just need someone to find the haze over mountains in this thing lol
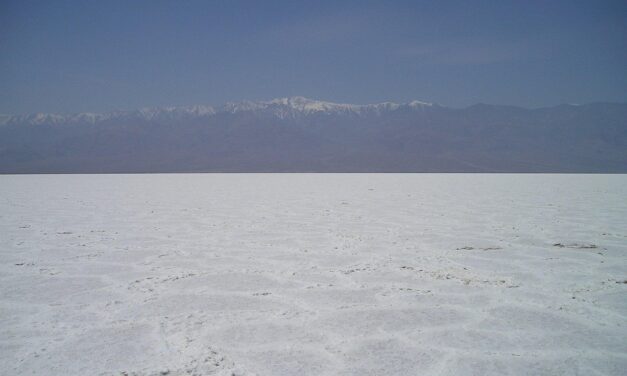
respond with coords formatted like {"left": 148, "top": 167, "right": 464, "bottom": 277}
{"left": 1, "top": 97, "right": 626, "bottom": 173}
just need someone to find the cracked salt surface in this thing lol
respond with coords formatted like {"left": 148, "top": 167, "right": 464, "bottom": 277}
{"left": 1, "top": 173, "right": 626, "bottom": 375}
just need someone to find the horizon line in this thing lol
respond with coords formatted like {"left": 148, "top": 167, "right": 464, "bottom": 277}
{"left": 3, "top": 96, "right": 627, "bottom": 118}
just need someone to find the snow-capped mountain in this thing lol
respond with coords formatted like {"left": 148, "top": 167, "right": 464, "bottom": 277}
{"left": 0, "top": 97, "right": 435, "bottom": 126}
{"left": 221, "top": 97, "right": 433, "bottom": 118}
{"left": 0, "top": 98, "right": 625, "bottom": 173}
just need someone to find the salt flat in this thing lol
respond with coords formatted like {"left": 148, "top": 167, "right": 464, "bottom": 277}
{"left": 1, "top": 174, "right": 626, "bottom": 375}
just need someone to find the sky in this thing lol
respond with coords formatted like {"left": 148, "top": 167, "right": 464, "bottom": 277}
{"left": 1, "top": 0, "right": 626, "bottom": 114}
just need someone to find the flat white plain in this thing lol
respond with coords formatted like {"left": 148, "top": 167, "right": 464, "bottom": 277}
{"left": 1, "top": 174, "right": 626, "bottom": 375}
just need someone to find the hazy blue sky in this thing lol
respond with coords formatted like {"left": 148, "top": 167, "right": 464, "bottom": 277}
{"left": 1, "top": 0, "right": 626, "bottom": 114}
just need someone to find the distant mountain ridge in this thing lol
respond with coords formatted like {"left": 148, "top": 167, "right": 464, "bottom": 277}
{"left": 0, "top": 97, "right": 435, "bottom": 125}
{"left": 1, "top": 97, "right": 626, "bottom": 173}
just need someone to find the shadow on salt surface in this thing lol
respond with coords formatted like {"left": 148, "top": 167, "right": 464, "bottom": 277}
{"left": 122, "top": 294, "right": 285, "bottom": 317}
{"left": 439, "top": 354, "right": 627, "bottom": 376}
{"left": 270, "top": 253, "right": 363, "bottom": 268}
{"left": 340, "top": 338, "right": 440, "bottom": 376}
{"left": 59, "top": 262, "right": 136, "bottom": 276}
{"left": 210, "top": 322, "right": 326, "bottom": 347}
{"left": 170, "top": 273, "right": 295, "bottom": 293}
{"left": 238, "top": 348, "right": 333, "bottom": 376}
{"left": 288, "top": 288, "right": 381, "bottom": 308}
{"left": 17, "top": 323, "right": 159, "bottom": 375}
{"left": 477, "top": 306, "right": 593, "bottom": 332}
{"left": 0, "top": 275, "right": 106, "bottom": 304}
{"left": 593, "top": 290, "right": 627, "bottom": 313}
{"left": 418, "top": 325, "right": 625, "bottom": 354}
{"left": 312, "top": 307, "right": 470, "bottom": 336}
{"left": 21, "top": 323, "right": 253, "bottom": 376}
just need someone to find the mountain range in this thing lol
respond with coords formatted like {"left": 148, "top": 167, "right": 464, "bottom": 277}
{"left": 1, "top": 97, "right": 626, "bottom": 173}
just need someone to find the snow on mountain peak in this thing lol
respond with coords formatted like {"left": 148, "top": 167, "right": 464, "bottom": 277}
{"left": 408, "top": 100, "right": 433, "bottom": 107}
{"left": 236, "top": 96, "right": 434, "bottom": 117}
{"left": 1, "top": 97, "right": 436, "bottom": 125}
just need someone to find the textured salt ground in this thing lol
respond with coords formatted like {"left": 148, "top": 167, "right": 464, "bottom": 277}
{"left": 0, "top": 174, "right": 626, "bottom": 376}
